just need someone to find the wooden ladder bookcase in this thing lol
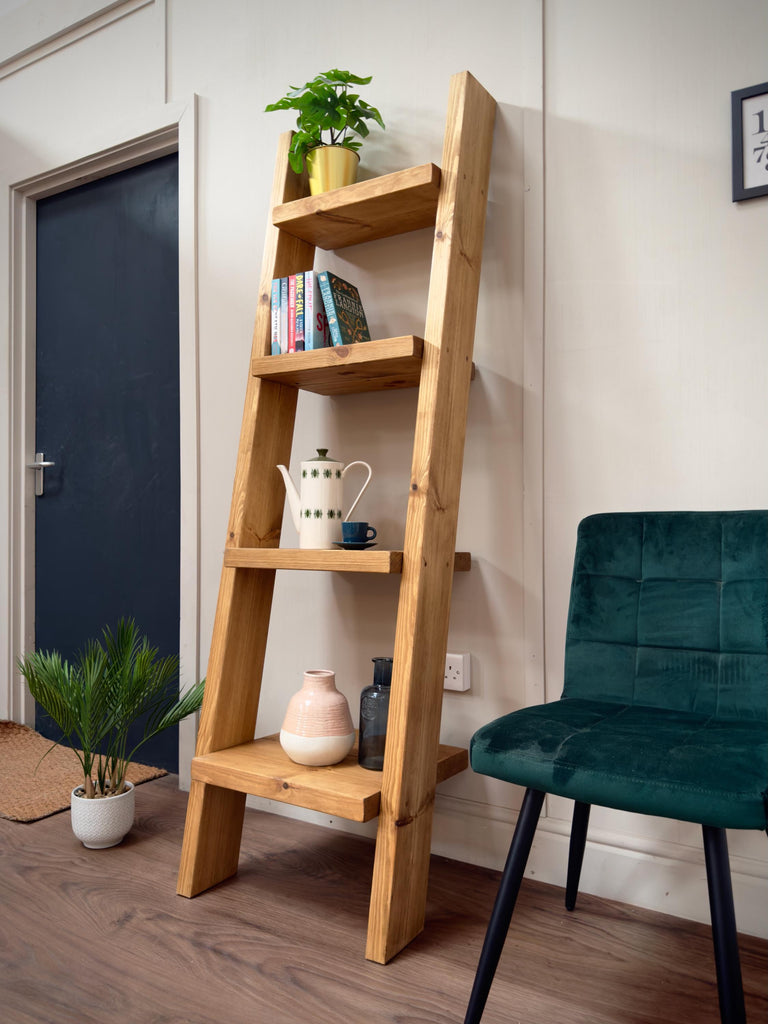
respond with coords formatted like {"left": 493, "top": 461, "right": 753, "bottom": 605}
{"left": 177, "top": 71, "right": 496, "bottom": 964}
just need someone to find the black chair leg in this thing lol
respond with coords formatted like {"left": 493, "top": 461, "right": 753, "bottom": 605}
{"left": 565, "top": 801, "right": 591, "bottom": 911}
{"left": 464, "top": 788, "right": 545, "bottom": 1024}
{"left": 702, "top": 825, "right": 746, "bottom": 1024}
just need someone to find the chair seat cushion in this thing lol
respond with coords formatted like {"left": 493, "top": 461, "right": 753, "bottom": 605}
{"left": 470, "top": 698, "right": 768, "bottom": 830}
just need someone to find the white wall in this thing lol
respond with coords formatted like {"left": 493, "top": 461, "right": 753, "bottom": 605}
{"left": 0, "top": 0, "right": 765, "bottom": 938}
{"left": 542, "top": 0, "right": 768, "bottom": 934}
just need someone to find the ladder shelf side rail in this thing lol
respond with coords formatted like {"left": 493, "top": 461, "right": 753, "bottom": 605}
{"left": 177, "top": 131, "right": 315, "bottom": 898}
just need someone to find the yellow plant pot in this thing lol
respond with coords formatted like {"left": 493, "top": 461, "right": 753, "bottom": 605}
{"left": 305, "top": 146, "right": 359, "bottom": 195}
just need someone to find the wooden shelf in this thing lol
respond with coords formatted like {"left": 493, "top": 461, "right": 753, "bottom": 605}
{"left": 252, "top": 336, "right": 424, "bottom": 395}
{"left": 190, "top": 734, "right": 468, "bottom": 823}
{"left": 178, "top": 73, "right": 496, "bottom": 965}
{"left": 223, "top": 548, "right": 472, "bottom": 573}
{"left": 272, "top": 163, "right": 441, "bottom": 250}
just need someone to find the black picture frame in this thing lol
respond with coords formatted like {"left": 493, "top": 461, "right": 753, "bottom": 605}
{"left": 732, "top": 82, "right": 768, "bottom": 201}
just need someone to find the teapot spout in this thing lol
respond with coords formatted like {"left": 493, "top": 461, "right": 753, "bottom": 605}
{"left": 277, "top": 465, "right": 301, "bottom": 533}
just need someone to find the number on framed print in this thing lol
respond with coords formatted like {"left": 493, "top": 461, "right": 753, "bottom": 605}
{"left": 732, "top": 82, "right": 768, "bottom": 201}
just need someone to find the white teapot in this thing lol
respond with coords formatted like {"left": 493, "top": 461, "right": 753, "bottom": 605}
{"left": 277, "top": 449, "right": 372, "bottom": 549}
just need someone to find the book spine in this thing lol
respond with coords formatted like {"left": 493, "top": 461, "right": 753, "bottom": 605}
{"left": 294, "top": 272, "right": 305, "bottom": 351}
{"left": 270, "top": 279, "right": 280, "bottom": 355}
{"left": 304, "top": 272, "right": 315, "bottom": 349}
{"left": 279, "top": 277, "right": 288, "bottom": 353}
{"left": 287, "top": 275, "right": 297, "bottom": 352}
{"left": 318, "top": 271, "right": 343, "bottom": 347}
{"left": 305, "top": 272, "right": 328, "bottom": 349}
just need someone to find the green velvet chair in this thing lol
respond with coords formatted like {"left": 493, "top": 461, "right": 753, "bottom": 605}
{"left": 465, "top": 511, "right": 768, "bottom": 1024}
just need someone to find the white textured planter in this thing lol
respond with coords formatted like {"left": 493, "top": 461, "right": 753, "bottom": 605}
{"left": 70, "top": 782, "right": 135, "bottom": 849}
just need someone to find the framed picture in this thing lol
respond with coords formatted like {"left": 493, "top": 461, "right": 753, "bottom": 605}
{"left": 732, "top": 82, "right": 768, "bottom": 201}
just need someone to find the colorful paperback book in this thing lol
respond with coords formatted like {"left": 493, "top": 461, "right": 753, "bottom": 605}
{"left": 304, "top": 271, "right": 329, "bottom": 349}
{"left": 270, "top": 279, "right": 280, "bottom": 355}
{"left": 279, "top": 277, "right": 289, "bottom": 353}
{"left": 294, "top": 271, "right": 305, "bottom": 351}
{"left": 287, "top": 275, "right": 297, "bottom": 352}
{"left": 317, "top": 271, "right": 371, "bottom": 347}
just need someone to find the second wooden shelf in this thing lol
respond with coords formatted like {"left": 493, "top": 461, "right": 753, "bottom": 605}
{"left": 252, "top": 335, "right": 424, "bottom": 395}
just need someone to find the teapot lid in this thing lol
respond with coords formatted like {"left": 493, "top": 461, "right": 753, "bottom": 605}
{"left": 309, "top": 448, "right": 335, "bottom": 462}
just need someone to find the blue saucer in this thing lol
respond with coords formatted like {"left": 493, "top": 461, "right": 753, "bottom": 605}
{"left": 333, "top": 541, "right": 377, "bottom": 550}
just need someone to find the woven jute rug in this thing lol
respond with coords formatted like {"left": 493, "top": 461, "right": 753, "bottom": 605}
{"left": 0, "top": 720, "right": 167, "bottom": 823}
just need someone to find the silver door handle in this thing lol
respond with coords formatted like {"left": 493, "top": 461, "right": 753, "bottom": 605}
{"left": 27, "top": 452, "right": 55, "bottom": 496}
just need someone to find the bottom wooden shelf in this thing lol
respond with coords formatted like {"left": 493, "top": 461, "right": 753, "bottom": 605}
{"left": 190, "top": 734, "right": 468, "bottom": 823}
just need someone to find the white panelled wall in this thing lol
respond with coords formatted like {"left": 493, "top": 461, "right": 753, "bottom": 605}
{"left": 0, "top": 0, "right": 765, "bottom": 938}
{"left": 542, "top": 0, "right": 768, "bottom": 937}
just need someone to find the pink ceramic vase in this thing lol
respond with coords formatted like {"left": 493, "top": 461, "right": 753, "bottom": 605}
{"left": 279, "top": 669, "right": 355, "bottom": 766}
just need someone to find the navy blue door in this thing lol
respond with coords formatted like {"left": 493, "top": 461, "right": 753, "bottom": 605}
{"left": 34, "top": 154, "right": 180, "bottom": 772}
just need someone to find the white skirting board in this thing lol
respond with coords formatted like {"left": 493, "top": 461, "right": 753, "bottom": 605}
{"left": 430, "top": 795, "right": 768, "bottom": 940}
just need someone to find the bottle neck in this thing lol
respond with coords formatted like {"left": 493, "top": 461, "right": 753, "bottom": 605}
{"left": 303, "top": 670, "right": 335, "bottom": 691}
{"left": 371, "top": 657, "right": 393, "bottom": 687}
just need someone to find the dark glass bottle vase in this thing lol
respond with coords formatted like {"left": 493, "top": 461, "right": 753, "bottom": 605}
{"left": 358, "top": 657, "right": 393, "bottom": 771}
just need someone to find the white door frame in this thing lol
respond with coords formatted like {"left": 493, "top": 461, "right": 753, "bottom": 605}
{"left": 5, "top": 97, "right": 200, "bottom": 784}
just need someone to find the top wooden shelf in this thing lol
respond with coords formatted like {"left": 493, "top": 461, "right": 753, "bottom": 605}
{"left": 272, "top": 163, "right": 441, "bottom": 250}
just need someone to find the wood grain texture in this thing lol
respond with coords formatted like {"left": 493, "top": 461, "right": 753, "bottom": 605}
{"left": 222, "top": 548, "right": 472, "bottom": 573}
{"left": 177, "top": 131, "right": 314, "bottom": 897}
{"left": 228, "top": 130, "right": 315, "bottom": 548}
{"left": 367, "top": 71, "right": 497, "bottom": 963}
{"left": 3, "top": 776, "right": 766, "bottom": 1024}
{"left": 190, "top": 735, "right": 467, "bottom": 822}
{"left": 176, "top": 780, "right": 245, "bottom": 896}
{"left": 224, "top": 547, "right": 403, "bottom": 573}
{"left": 251, "top": 335, "right": 425, "bottom": 394}
{"left": 181, "top": 76, "right": 489, "bottom": 961}
{"left": 272, "top": 163, "right": 441, "bottom": 249}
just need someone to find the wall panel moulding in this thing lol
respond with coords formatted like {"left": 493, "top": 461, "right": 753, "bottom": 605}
{"left": 0, "top": 0, "right": 154, "bottom": 81}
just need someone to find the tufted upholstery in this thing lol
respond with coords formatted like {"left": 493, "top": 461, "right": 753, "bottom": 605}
{"left": 471, "top": 511, "right": 768, "bottom": 830}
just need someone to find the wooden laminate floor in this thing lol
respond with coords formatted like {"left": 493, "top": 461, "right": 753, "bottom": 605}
{"left": 1, "top": 775, "right": 765, "bottom": 1024}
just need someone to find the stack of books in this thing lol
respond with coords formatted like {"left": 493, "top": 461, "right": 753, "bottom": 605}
{"left": 270, "top": 270, "right": 371, "bottom": 353}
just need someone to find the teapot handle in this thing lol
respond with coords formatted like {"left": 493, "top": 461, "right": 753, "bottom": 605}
{"left": 342, "top": 461, "right": 373, "bottom": 522}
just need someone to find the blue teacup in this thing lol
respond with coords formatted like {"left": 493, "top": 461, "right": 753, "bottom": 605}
{"left": 342, "top": 521, "right": 377, "bottom": 544}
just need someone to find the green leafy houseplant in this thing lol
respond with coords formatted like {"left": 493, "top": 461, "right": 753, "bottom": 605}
{"left": 265, "top": 68, "right": 385, "bottom": 175}
{"left": 19, "top": 619, "right": 205, "bottom": 799}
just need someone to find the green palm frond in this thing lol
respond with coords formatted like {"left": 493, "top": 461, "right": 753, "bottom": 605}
{"left": 19, "top": 618, "right": 205, "bottom": 798}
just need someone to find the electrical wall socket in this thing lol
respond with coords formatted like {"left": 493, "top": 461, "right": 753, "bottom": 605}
{"left": 444, "top": 651, "right": 471, "bottom": 691}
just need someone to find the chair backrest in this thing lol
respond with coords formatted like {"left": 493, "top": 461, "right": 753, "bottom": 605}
{"left": 563, "top": 511, "right": 768, "bottom": 721}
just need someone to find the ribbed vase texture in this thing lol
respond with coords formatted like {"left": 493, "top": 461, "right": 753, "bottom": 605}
{"left": 280, "top": 670, "right": 355, "bottom": 766}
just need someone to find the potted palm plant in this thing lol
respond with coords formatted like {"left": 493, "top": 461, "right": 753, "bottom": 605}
{"left": 265, "top": 68, "right": 385, "bottom": 194}
{"left": 19, "top": 619, "right": 205, "bottom": 848}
